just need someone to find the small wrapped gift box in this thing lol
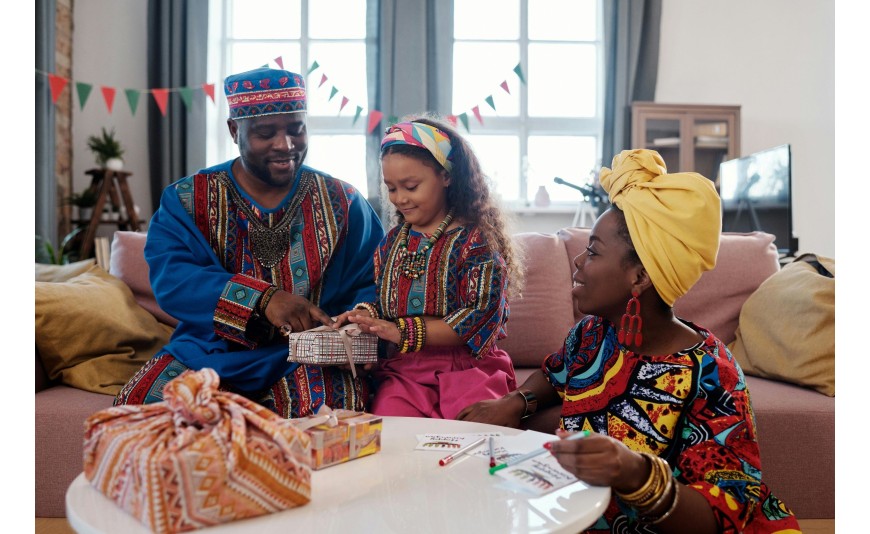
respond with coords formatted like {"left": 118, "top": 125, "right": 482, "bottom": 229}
{"left": 292, "top": 408, "right": 383, "bottom": 470}
{"left": 287, "top": 325, "right": 378, "bottom": 377}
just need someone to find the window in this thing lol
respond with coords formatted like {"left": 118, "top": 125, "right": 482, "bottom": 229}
{"left": 452, "top": 0, "right": 604, "bottom": 207}
{"left": 207, "top": 0, "right": 370, "bottom": 196}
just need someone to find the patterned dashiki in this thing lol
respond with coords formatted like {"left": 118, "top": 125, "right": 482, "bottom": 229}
{"left": 362, "top": 224, "right": 517, "bottom": 419}
{"left": 114, "top": 159, "right": 385, "bottom": 418}
{"left": 543, "top": 315, "right": 801, "bottom": 533}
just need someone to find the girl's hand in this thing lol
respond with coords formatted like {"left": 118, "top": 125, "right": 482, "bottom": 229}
{"left": 332, "top": 310, "right": 355, "bottom": 328}
{"left": 547, "top": 430, "right": 649, "bottom": 492}
{"left": 347, "top": 313, "right": 401, "bottom": 344}
{"left": 455, "top": 395, "right": 525, "bottom": 428}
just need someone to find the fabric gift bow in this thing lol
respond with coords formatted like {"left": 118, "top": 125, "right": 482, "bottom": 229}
{"left": 289, "top": 324, "right": 367, "bottom": 378}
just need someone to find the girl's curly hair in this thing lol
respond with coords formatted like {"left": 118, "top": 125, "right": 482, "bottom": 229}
{"left": 380, "top": 113, "right": 525, "bottom": 297}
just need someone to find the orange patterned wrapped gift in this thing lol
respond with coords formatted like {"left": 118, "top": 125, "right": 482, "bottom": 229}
{"left": 83, "top": 368, "right": 312, "bottom": 534}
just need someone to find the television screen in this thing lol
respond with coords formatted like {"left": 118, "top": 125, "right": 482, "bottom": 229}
{"left": 719, "top": 144, "right": 795, "bottom": 255}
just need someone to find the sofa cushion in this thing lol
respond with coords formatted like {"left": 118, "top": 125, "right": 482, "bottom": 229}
{"left": 35, "top": 258, "right": 96, "bottom": 282}
{"left": 673, "top": 232, "right": 780, "bottom": 344}
{"left": 499, "top": 232, "right": 576, "bottom": 368}
{"left": 730, "top": 254, "right": 835, "bottom": 396}
{"left": 109, "top": 231, "right": 178, "bottom": 327}
{"left": 35, "top": 264, "right": 174, "bottom": 395}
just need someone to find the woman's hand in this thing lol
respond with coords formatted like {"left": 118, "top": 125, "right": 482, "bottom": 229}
{"left": 265, "top": 291, "right": 335, "bottom": 332}
{"left": 347, "top": 313, "right": 401, "bottom": 344}
{"left": 332, "top": 310, "right": 355, "bottom": 328}
{"left": 455, "top": 394, "right": 525, "bottom": 428}
{"left": 547, "top": 429, "right": 649, "bottom": 492}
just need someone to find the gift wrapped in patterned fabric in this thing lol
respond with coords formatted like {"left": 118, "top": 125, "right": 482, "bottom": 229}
{"left": 287, "top": 324, "right": 378, "bottom": 370}
{"left": 82, "top": 368, "right": 312, "bottom": 534}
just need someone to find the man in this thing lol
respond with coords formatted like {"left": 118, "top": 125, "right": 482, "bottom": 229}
{"left": 115, "top": 67, "right": 385, "bottom": 417}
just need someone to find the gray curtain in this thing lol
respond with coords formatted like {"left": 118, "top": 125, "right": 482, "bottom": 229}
{"left": 147, "top": 0, "right": 209, "bottom": 212}
{"left": 36, "top": 0, "right": 56, "bottom": 245}
{"left": 368, "top": 0, "right": 452, "bottom": 222}
{"left": 601, "top": 0, "right": 662, "bottom": 167}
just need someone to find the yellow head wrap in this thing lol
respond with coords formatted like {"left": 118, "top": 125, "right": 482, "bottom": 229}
{"left": 598, "top": 149, "right": 721, "bottom": 306}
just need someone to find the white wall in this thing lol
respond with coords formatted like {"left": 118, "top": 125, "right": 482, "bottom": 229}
{"left": 656, "top": 0, "right": 834, "bottom": 257}
{"left": 72, "top": 0, "right": 150, "bottom": 231}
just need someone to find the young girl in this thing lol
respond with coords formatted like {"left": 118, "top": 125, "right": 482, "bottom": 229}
{"left": 337, "top": 116, "right": 523, "bottom": 419}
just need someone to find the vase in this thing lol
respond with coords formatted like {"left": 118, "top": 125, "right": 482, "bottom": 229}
{"left": 79, "top": 207, "right": 94, "bottom": 221}
{"left": 534, "top": 185, "right": 551, "bottom": 207}
{"left": 105, "top": 158, "right": 124, "bottom": 171}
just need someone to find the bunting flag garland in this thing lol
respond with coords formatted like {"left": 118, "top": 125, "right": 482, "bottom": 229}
{"left": 76, "top": 82, "right": 93, "bottom": 110}
{"left": 101, "top": 86, "right": 116, "bottom": 114}
{"left": 125, "top": 89, "right": 141, "bottom": 115}
{"left": 471, "top": 105, "right": 483, "bottom": 125}
{"left": 202, "top": 83, "right": 215, "bottom": 103}
{"left": 513, "top": 63, "right": 526, "bottom": 85}
{"left": 151, "top": 88, "right": 169, "bottom": 116}
{"left": 35, "top": 58, "right": 527, "bottom": 130}
{"left": 387, "top": 115, "right": 398, "bottom": 127}
{"left": 179, "top": 87, "right": 194, "bottom": 110}
{"left": 366, "top": 110, "right": 384, "bottom": 134}
{"left": 48, "top": 73, "right": 68, "bottom": 103}
{"left": 458, "top": 113, "right": 470, "bottom": 132}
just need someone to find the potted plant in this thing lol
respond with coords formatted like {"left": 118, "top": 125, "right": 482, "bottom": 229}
{"left": 67, "top": 187, "right": 99, "bottom": 221}
{"left": 87, "top": 127, "right": 126, "bottom": 170}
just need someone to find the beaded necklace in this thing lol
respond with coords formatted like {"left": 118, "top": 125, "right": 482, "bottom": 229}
{"left": 396, "top": 209, "right": 455, "bottom": 279}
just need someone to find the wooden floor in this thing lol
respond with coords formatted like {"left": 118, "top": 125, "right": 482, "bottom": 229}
{"left": 37, "top": 517, "right": 835, "bottom": 533}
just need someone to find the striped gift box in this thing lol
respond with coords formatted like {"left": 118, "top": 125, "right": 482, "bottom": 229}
{"left": 287, "top": 328, "right": 378, "bottom": 365}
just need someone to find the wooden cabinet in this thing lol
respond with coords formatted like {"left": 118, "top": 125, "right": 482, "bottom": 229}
{"left": 631, "top": 102, "right": 740, "bottom": 189}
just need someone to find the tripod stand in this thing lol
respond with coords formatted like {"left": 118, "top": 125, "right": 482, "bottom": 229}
{"left": 727, "top": 173, "right": 762, "bottom": 232}
{"left": 553, "top": 177, "right": 605, "bottom": 228}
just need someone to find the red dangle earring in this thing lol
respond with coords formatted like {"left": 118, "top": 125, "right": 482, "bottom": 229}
{"left": 618, "top": 290, "right": 643, "bottom": 346}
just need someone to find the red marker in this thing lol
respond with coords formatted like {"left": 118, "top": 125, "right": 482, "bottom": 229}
{"left": 489, "top": 436, "right": 496, "bottom": 468}
{"left": 438, "top": 437, "right": 487, "bottom": 466}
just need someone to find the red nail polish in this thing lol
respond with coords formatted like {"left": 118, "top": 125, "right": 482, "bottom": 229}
{"left": 543, "top": 442, "right": 551, "bottom": 450}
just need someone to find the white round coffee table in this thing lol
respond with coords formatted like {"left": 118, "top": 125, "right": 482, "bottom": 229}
{"left": 67, "top": 416, "right": 609, "bottom": 533}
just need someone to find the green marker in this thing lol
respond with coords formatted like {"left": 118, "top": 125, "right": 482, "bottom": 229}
{"left": 488, "top": 430, "right": 591, "bottom": 475}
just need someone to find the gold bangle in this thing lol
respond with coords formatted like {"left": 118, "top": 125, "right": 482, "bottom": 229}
{"left": 639, "top": 479, "right": 680, "bottom": 524}
{"left": 615, "top": 453, "right": 657, "bottom": 502}
{"left": 617, "top": 453, "right": 670, "bottom": 510}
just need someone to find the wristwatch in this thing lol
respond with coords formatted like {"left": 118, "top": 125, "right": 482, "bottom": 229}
{"left": 517, "top": 389, "right": 538, "bottom": 419}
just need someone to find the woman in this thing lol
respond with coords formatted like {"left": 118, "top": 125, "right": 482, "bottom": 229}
{"left": 457, "top": 149, "right": 800, "bottom": 533}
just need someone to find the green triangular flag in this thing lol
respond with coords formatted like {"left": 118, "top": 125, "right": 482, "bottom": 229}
{"left": 352, "top": 106, "right": 363, "bottom": 126}
{"left": 485, "top": 95, "right": 496, "bottom": 111}
{"left": 387, "top": 115, "right": 399, "bottom": 126}
{"left": 328, "top": 86, "right": 339, "bottom": 101}
{"left": 75, "top": 82, "right": 93, "bottom": 110}
{"left": 307, "top": 60, "right": 320, "bottom": 75}
{"left": 458, "top": 112, "right": 470, "bottom": 131}
{"left": 125, "top": 89, "right": 141, "bottom": 115}
{"left": 513, "top": 63, "right": 526, "bottom": 85}
{"left": 179, "top": 87, "right": 194, "bottom": 109}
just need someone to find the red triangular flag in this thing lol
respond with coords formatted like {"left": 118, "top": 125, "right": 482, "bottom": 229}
{"left": 202, "top": 83, "right": 215, "bottom": 103}
{"left": 447, "top": 115, "right": 458, "bottom": 127}
{"left": 101, "top": 86, "right": 116, "bottom": 114}
{"left": 48, "top": 74, "right": 68, "bottom": 104}
{"left": 152, "top": 88, "right": 170, "bottom": 116}
{"left": 366, "top": 110, "right": 384, "bottom": 134}
{"left": 339, "top": 96, "right": 349, "bottom": 113}
{"left": 319, "top": 74, "right": 328, "bottom": 88}
{"left": 472, "top": 105, "right": 484, "bottom": 125}
{"left": 274, "top": 56, "right": 284, "bottom": 70}
{"left": 500, "top": 80, "right": 511, "bottom": 94}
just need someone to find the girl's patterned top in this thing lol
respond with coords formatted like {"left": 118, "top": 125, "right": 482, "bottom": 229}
{"left": 543, "top": 315, "right": 800, "bottom": 534}
{"left": 369, "top": 223, "right": 509, "bottom": 357}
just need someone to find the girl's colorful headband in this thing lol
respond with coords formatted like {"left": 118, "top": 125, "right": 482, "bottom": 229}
{"left": 381, "top": 121, "right": 453, "bottom": 172}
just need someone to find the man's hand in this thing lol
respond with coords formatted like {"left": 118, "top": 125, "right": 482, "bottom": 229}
{"left": 265, "top": 290, "right": 335, "bottom": 333}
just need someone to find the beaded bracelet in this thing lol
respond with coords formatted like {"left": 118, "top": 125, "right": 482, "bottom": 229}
{"left": 411, "top": 316, "right": 426, "bottom": 352}
{"left": 353, "top": 302, "right": 380, "bottom": 319}
{"left": 396, "top": 317, "right": 410, "bottom": 353}
{"left": 258, "top": 286, "right": 280, "bottom": 315}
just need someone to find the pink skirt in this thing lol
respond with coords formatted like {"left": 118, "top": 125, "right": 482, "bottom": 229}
{"left": 371, "top": 344, "right": 517, "bottom": 420}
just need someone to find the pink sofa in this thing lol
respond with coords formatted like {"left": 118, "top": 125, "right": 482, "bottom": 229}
{"left": 35, "top": 229, "right": 834, "bottom": 521}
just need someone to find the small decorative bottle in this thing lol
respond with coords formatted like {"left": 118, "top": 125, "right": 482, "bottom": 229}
{"left": 534, "top": 185, "right": 551, "bottom": 207}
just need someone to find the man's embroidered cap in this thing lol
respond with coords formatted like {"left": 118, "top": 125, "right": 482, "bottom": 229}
{"left": 224, "top": 67, "right": 306, "bottom": 119}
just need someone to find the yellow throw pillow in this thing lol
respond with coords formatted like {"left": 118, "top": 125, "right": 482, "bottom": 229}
{"left": 35, "top": 265, "right": 174, "bottom": 395}
{"left": 35, "top": 259, "right": 96, "bottom": 282}
{"left": 729, "top": 254, "right": 834, "bottom": 396}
